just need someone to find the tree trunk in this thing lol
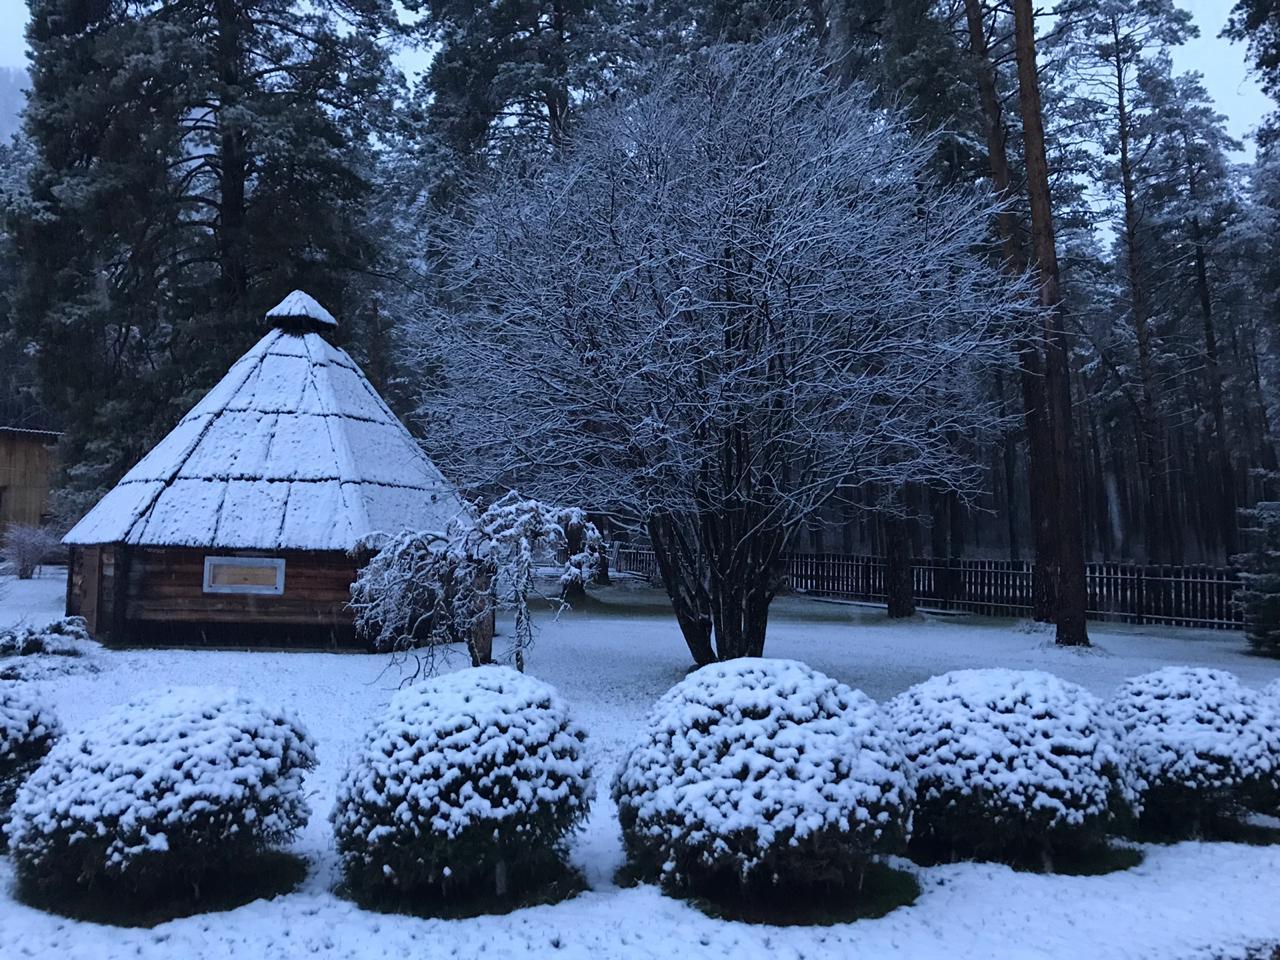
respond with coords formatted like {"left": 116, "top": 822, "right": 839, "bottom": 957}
{"left": 1111, "top": 18, "right": 1168, "bottom": 564}
{"left": 882, "top": 512, "right": 916, "bottom": 619}
{"left": 545, "top": 0, "right": 570, "bottom": 150}
{"left": 1188, "top": 199, "right": 1236, "bottom": 557}
{"left": 215, "top": 0, "right": 248, "bottom": 318}
{"left": 648, "top": 513, "right": 715, "bottom": 665}
{"left": 701, "top": 511, "right": 787, "bottom": 660}
{"left": 469, "top": 563, "right": 496, "bottom": 666}
{"left": 962, "top": 0, "right": 1056, "bottom": 620}
{"left": 560, "top": 517, "right": 586, "bottom": 603}
{"left": 1012, "top": 0, "right": 1090, "bottom": 646}
{"left": 592, "top": 543, "right": 611, "bottom": 585}
{"left": 707, "top": 572, "right": 775, "bottom": 660}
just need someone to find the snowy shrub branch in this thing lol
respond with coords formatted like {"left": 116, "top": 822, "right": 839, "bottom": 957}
{"left": 350, "top": 492, "right": 600, "bottom": 673}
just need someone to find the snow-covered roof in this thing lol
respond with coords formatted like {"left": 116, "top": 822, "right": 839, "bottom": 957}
{"left": 265, "top": 290, "right": 338, "bottom": 328}
{"left": 64, "top": 311, "right": 468, "bottom": 551}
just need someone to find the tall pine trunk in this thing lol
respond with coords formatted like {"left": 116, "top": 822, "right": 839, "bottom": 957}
{"left": 1185, "top": 140, "right": 1236, "bottom": 558}
{"left": 962, "top": 0, "right": 1056, "bottom": 620}
{"left": 1111, "top": 20, "right": 1169, "bottom": 564}
{"left": 215, "top": 0, "right": 248, "bottom": 318}
{"left": 1013, "top": 0, "right": 1090, "bottom": 647}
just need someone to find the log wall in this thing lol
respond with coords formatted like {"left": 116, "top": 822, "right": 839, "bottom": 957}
{"left": 69, "top": 544, "right": 361, "bottom": 646}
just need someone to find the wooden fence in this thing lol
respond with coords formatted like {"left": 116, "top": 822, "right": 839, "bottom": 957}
{"left": 612, "top": 548, "right": 1243, "bottom": 630}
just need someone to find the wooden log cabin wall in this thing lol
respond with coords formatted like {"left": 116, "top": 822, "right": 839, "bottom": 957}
{"left": 67, "top": 545, "right": 362, "bottom": 646}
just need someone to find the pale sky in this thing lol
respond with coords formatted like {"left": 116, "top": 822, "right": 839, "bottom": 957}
{"left": 0, "top": 0, "right": 1272, "bottom": 150}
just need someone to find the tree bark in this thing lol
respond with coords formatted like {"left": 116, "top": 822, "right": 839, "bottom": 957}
{"left": 962, "top": 0, "right": 1057, "bottom": 620}
{"left": 1186, "top": 163, "right": 1236, "bottom": 557}
{"left": 592, "top": 542, "right": 611, "bottom": 585}
{"left": 700, "top": 506, "right": 787, "bottom": 660}
{"left": 882, "top": 512, "right": 916, "bottom": 618}
{"left": 214, "top": 0, "right": 248, "bottom": 317}
{"left": 560, "top": 516, "right": 586, "bottom": 603}
{"left": 648, "top": 513, "right": 715, "bottom": 665}
{"left": 1012, "top": 0, "right": 1090, "bottom": 646}
{"left": 469, "top": 563, "right": 496, "bottom": 666}
{"left": 1111, "top": 16, "right": 1169, "bottom": 564}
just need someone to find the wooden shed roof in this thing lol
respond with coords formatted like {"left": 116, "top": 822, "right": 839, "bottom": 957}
{"left": 64, "top": 295, "right": 467, "bottom": 550}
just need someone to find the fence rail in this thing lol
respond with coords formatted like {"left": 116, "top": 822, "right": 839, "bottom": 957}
{"left": 612, "top": 548, "right": 1243, "bottom": 630}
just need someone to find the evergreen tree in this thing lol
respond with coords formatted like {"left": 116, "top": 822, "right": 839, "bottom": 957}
{"left": 1226, "top": 0, "right": 1280, "bottom": 133}
{"left": 1142, "top": 69, "right": 1248, "bottom": 557}
{"left": 16, "top": 0, "right": 401, "bottom": 508}
{"left": 0, "top": 133, "right": 46, "bottom": 429}
{"left": 1062, "top": 0, "right": 1193, "bottom": 563}
{"left": 1237, "top": 499, "right": 1280, "bottom": 655}
{"left": 419, "top": 0, "right": 632, "bottom": 160}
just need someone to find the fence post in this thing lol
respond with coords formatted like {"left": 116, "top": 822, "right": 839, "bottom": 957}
{"left": 1135, "top": 566, "right": 1145, "bottom": 626}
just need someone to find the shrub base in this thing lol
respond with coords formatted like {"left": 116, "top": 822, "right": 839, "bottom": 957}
{"left": 14, "top": 851, "right": 308, "bottom": 927}
{"left": 1126, "top": 813, "right": 1280, "bottom": 846}
{"left": 674, "top": 861, "right": 920, "bottom": 926}
{"left": 338, "top": 860, "right": 588, "bottom": 919}
{"left": 906, "top": 815, "right": 1126, "bottom": 874}
{"left": 1022, "top": 842, "right": 1144, "bottom": 876}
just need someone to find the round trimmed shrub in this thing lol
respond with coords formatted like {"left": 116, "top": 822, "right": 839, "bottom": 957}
{"left": 613, "top": 658, "right": 911, "bottom": 902}
{"left": 5, "top": 687, "right": 316, "bottom": 900}
{"left": 1263, "top": 678, "right": 1280, "bottom": 712}
{"left": 1, "top": 681, "right": 62, "bottom": 846}
{"left": 889, "top": 669, "right": 1135, "bottom": 867}
{"left": 332, "top": 665, "right": 591, "bottom": 906}
{"left": 1262, "top": 679, "right": 1280, "bottom": 814}
{"left": 1110, "top": 667, "right": 1280, "bottom": 836}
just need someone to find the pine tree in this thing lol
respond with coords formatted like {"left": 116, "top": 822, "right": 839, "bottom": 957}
{"left": 1226, "top": 0, "right": 1280, "bottom": 134}
{"left": 1142, "top": 68, "right": 1247, "bottom": 558}
{"left": 1237, "top": 499, "right": 1280, "bottom": 655}
{"left": 1063, "top": 0, "right": 1194, "bottom": 564}
{"left": 420, "top": 0, "right": 632, "bottom": 160}
{"left": 16, "top": 0, "right": 401, "bottom": 507}
{"left": 0, "top": 133, "right": 46, "bottom": 428}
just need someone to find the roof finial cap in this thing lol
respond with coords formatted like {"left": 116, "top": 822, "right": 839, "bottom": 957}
{"left": 266, "top": 290, "right": 338, "bottom": 329}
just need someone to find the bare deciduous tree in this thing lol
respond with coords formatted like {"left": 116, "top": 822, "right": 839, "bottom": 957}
{"left": 1, "top": 525, "right": 60, "bottom": 580}
{"left": 418, "top": 41, "right": 1029, "bottom": 662}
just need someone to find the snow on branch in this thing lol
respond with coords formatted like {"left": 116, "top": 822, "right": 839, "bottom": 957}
{"left": 349, "top": 493, "right": 600, "bottom": 675}
{"left": 415, "top": 40, "right": 1028, "bottom": 537}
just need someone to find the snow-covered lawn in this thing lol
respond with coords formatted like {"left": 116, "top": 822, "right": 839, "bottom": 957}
{"left": 2, "top": 573, "right": 1279, "bottom": 960}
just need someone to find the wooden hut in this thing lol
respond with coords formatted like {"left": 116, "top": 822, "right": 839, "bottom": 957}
{"left": 62, "top": 291, "right": 469, "bottom": 647}
{"left": 0, "top": 427, "right": 60, "bottom": 528}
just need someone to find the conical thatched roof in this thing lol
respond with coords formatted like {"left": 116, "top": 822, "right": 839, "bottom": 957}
{"left": 64, "top": 292, "right": 467, "bottom": 551}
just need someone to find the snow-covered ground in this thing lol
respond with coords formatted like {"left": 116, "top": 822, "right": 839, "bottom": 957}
{"left": 2, "top": 573, "right": 1279, "bottom": 960}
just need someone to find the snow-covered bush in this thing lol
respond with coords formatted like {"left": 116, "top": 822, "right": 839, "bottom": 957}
{"left": 0, "top": 616, "right": 93, "bottom": 657}
{"left": 613, "top": 658, "right": 911, "bottom": 900}
{"left": 1, "top": 523, "right": 61, "bottom": 579}
{"left": 332, "top": 666, "right": 591, "bottom": 906}
{"left": 889, "top": 669, "right": 1134, "bottom": 867}
{"left": 1110, "top": 667, "right": 1280, "bottom": 836}
{"left": 1260, "top": 679, "right": 1280, "bottom": 814}
{"left": 1237, "top": 501, "right": 1280, "bottom": 656}
{"left": 1264, "top": 678, "right": 1280, "bottom": 711}
{"left": 6, "top": 687, "right": 316, "bottom": 900}
{"left": 0, "top": 682, "right": 61, "bottom": 846}
{"left": 350, "top": 527, "right": 487, "bottom": 659}
{"left": 351, "top": 493, "right": 598, "bottom": 673}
